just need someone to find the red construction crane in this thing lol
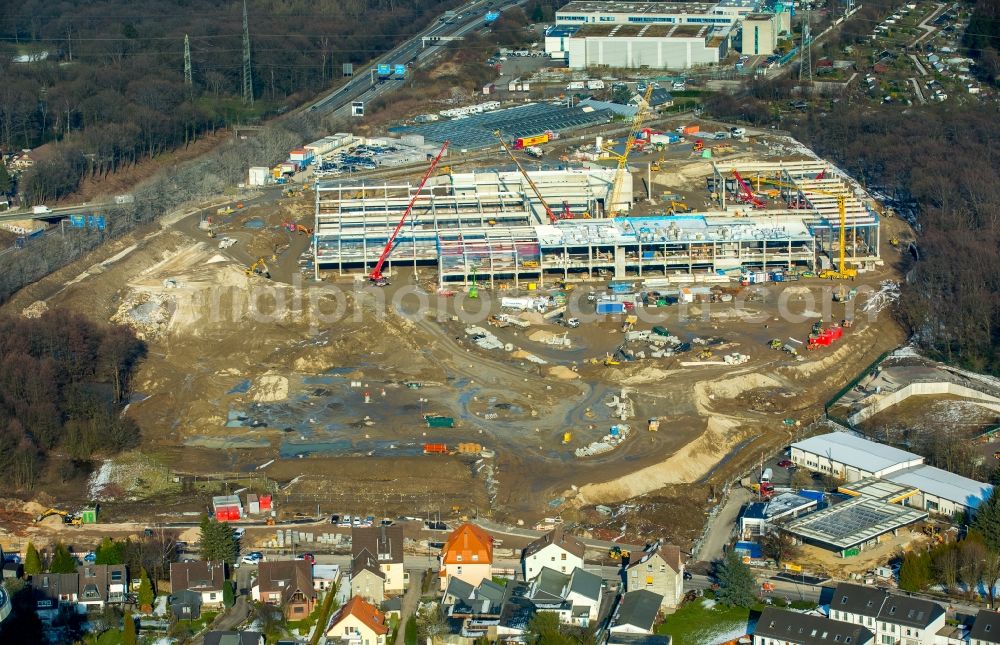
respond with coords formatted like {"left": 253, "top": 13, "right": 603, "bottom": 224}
{"left": 731, "top": 169, "right": 765, "bottom": 208}
{"left": 369, "top": 140, "right": 450, "bottom": 286}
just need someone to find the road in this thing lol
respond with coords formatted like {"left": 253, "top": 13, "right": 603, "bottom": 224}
{"left": 697, "top": 487, "right": 751, "bottom": 563}
{"left": 309, "top": 0, "right": 528, "bottom": 118}
{"left": 393, "top": 570, "right": 424, "bottom": 645}
{"left": 0, "top": 200, "right": 118, "bottom": 224}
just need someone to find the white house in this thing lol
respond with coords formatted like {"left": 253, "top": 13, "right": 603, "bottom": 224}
{"left": 521, "top": 526, "right": 586, "bottom": 580}
{"left": 755, "top": 607, "right": 874, "bottom": 645}
{"left": 525, "top": 566, "right": 603, "bottom": 627}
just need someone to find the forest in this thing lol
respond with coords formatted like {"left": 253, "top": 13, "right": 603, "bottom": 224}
{"left": 0, "top": 310, "right": 145, "bottom": 489}
{"left": 0, "top": 0, "right": 458, "bottom": 202}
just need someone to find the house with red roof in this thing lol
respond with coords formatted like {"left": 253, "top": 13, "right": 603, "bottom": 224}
{"left": 326, "top": 595, "right": 390, "bottom": 644}
{"left": 439, "top": 523, "right": 494, "bottom": 591}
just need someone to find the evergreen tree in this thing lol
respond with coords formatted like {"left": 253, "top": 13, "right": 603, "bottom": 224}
{"left": 974, "top": 489, "right": 1000, "bottom": 551}
{"left": 138, "top": 568, "right": 155, "bottom": 613}
{"left": 23, "top": 543, "right": 42, "bottom": 576}
{"left": 716, "top": 550, "right": 756, "bottom": 608}
{"left": 122, "top": 609, "right": 137, "bottom": 645}
{"left": 95, "top": 537, "right": 124, "bottom": 565}
{"left": 49, "top": 543, "right": 77, "bottom": 574}
{"left": 223, "top": 579, "right": 234, "bottom": 608}
{"left": 898, "top": 551, "right": 932, "bottom": 592}
{"left": 0, "top": 163, "right": 12, "bottom": 196}
{"left": 199, "top": 515, "right": 238, "bottom": 564}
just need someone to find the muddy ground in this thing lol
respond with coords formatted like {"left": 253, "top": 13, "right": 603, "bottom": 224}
{"left": 0, "top": 149, "right": 913, "bottom": 552}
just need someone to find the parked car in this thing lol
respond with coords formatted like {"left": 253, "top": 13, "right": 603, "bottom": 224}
{"left": 233, "top": 528, "right": 246, "bottom": 539}
{"left": 352, "top": 516, "right": 362, "bottom": 527}
{"left": 777, "top": 459, "right": 794, "bottom": 468}
{"left": 330, "top": 514, "right": 340, "bottom": 525}
{"left": 338, "top": 515, "right": 352, "bottom": 528}
{"left": 730, "top": 127, "right": 746, "bottom": 137}
{"left": 296, "top": 553, "right": 316, "bottom": 564}
{"left": 240, "top": 553, "right": 262, "bottom": 565}
{"left": 714, "top": 131, "right": 729, "bottom": 140}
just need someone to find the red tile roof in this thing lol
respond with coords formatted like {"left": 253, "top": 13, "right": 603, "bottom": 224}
{"left": 441, "top": 523, "right": 493, "bottom": 565}
{"left": 330, "top": 595, "right": 389, "bottom": 636}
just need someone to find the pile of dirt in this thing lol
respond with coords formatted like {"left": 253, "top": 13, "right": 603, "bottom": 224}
{"left": 548, "top": 366, "right": 579, "bottom": 380}
{"left": 737, "top": 387, "right": 793, "bottom": 412}
{"left": 111, "top": 292, "right": 170, "bottom": 339}
{"left": 21, "top": 301, "right": 49, "bottom": 318}
{"left": 251, "top": 375, "right": 290, "bottom": 402}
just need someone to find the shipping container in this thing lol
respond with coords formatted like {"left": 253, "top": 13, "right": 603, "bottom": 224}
{"left": 259, "top": 494, "right": 273, "bottom": 511}
{"left": 682, "top": 125, "right": 700, "bottom": 135}
{"left": 247, "top": 493, "right": 260, "bottom": 515}
{"left": 596, "top": 302, "right": 626, "bottom": 315}
{"left": 514, "top": 134, "right": 550, "bottom": 149}
{"left": 423, "top": 443, "right": 448, "bottom": 454}
{"left": 425, "top": 415, "right": 455, "bottom": 428}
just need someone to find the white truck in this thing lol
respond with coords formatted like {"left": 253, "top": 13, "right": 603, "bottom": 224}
{"left": 32, "top": 205, "right": 52, "bottom": 214}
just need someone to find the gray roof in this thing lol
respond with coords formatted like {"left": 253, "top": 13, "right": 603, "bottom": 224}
{"left": 352, "top": 525, "right": 404, "bottom": 564}
{"left": 783, "top": 496, "right": 927, "bottom": 550}
{"left": 832, "top": 583, "right": 944, "bottom": 629}
{"left": 607, "top": 635, "right": 673, "bottom": 645}
{"left": 203, "top": 632, "right": 264, "bottom": 645}
{"left": 568, "top": 568, "right": 602, "bottom": 602}
{"left": 529, "top": 567, "right": 570, "bottom": 603}
{"left": 443, "top": 576, "right": 475, "bottom": 605}
{"left": 885, "top": 464, "right": 993, "bottom": 510}
{"left": 792, "top": 432, "right": 922, "bottom": 474}
{"left": 970, "top": 609, "right": 1000, "bottom": 643}
{"left": 755, "top": 607, "right": 873, "bottom": 644}
{"left": 616, "top": 590, "right": 662, "bottom": 631}
{"left": 578, "top": 99, "right": 638, "bottom": 118}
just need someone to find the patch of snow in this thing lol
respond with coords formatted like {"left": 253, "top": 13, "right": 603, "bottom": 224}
{"left": 87, "top": 460, "right": 114, "bottom": 499}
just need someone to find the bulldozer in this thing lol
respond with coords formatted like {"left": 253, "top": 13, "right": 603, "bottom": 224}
{"left": 246, "top": 258, "right": 271, "bottom": 279}
{"left": 698, "top": 348, "right": 714, "bottom": 360}
{"left": 608, "top": 545, "right": 631, "bottom": 561}
{"left": 768, "top": 339, "right": 783, "bottom": 350}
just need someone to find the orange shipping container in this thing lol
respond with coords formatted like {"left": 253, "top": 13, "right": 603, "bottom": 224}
{"left": 514, "top": 134, "right": 550, "bottom": 149}
{"left": 682, "top": 125, "right": 700, "bottom": 135}
{"left": 423, "top": 443, "right": 448, "bottom": 454}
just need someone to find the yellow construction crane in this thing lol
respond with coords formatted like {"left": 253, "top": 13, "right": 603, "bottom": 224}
{"left": 744, "top": 176, "right": 858, "bottom": 280}
{"left": 606, "top": 84, "right": 654, "bottom": 217}
{"left": 493, "top": 130, "right": 560, "bottom": 224}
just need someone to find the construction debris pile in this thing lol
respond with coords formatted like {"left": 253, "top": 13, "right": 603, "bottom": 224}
{"left": 575, "top": 423, "right": 632, "bottom": 458}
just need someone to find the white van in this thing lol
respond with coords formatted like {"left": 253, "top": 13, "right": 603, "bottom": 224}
{"left": 760, "top": 468, "right": 773, "bottom": 484}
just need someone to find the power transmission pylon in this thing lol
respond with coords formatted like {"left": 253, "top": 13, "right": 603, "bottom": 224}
{"left": 799, "top": 8, "right": 813, "bottom": 85}
{"left": 241, "top": 0, "right": 254, "bottom": 105}
{"left": 184, "top": 34, "right": 193, "bottom": 90}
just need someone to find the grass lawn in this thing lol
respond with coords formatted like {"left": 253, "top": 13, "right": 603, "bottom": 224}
{"left": 656, "top": 599, "right": 760, "bottom": 645}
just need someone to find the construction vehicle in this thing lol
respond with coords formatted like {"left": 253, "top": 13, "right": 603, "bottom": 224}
{"left": 369, "top": 141, "right": 450, "bottom": 286}
{"left": 622, "top": 315, "right": 637, "bottom": 333}
{"left": 562, "top": 432, "right": 572, "bottom": 445}
{"left": 889, "top": 236, "right": 900, "bottom": 247}
{"left": 606, "top": 85, "right": 655, "bottom": 217}
{"left": 698, "top": 348, "right": 714, "bottom": 360}
{"left": 494, "top": 131, "right": 561, "bottom": 224}
{"left": 833, "top": 285, "right": 858, "bottom": 302}
{"left": 648, "top": 417, "right": 660, "bottom": 432}
{"left": 604, "top": 353, "right": 621, "bottom": 366}
{"left": 731, "top": 170, "right": 766, "bottom": 208}
{"left": 555, "top": 279, "right": 574, "bottom": 292}
{"left": 650, "top": 156, "right": 665, "bottom": 172}
{"left": 668, "top": 200, "right": 691, "bottom": 214}
{"left": 34, "top": 508, "right": 69, "bottom": 523}
{"left": 246, "top": 258, "right": 271, "bottom": 279}
{"left": 608, "top": 545, "right": 631, "bottom": 561}
{"left": 692, "top": 139, "right": 704, "bottom": 153}
{"left": 769, "top": 339, "right": 783, "bottom": 350}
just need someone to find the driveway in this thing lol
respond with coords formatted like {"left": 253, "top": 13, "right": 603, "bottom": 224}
{"left": 698, "top": 486, "right": 751, "bottom": 563}
{"left": 190, "top": 595, "right": 249, "bottom": 645}
{"left": 394, "top": 570, "right": 425, "bottom": 645}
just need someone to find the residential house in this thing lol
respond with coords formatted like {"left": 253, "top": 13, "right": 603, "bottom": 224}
{"left": 631, "top": 88, "right": 675, "bottom": 109}
{"left": 524, "top": 566, "right": 603, "bottom": 627}
{"left": 351, "top": 550, "right": 386, "bottom": 604}
{"left": 495, "top": 596, "right": 538, "bottom": 643}
{"left": 31, "top": 572, "right": 79, "bottom": 619}
{"left": 624, "top": 540, "right": 684, "bottom": 609}
{"left": 609, "top": 590, "right": 663, "bottom": 635}
{"left": 828, "top": 582, "right": 945, "bottom": 645}
{"left": 252, "top": 560, "right": 316, "bottom": 621}
{"left": 326, "top": 595, "right": 390, "bottom": 645}
{"left": 352, "top": 525, "right": 407, "bottom": 594}
{"left": 77, "top": 564, "right": 128, "bottom": 610}
{"left": 203, "top": 631, "right": 265, "bottom": 645}
{"left": 441, "top": 576, "right": 511, "bottom": 641}
{"left": 521, "top": 526, "right": 586, "bottom": 580}
{"left": 314, "top": 564, "right": 341, "bottom": 594}
{"left": 754, "top": 607, "right": 874, "bottom": 645}
{"left": 169, "top": 589, "right": 203, "bottom": 621}
{"left": 439, "top": 523, "right": 494, "bottom": 591}
{"left": 170, "top": 561, "right": 227, "bottom": 610}
{"left": 970, "top": 610, "right": 1000, "bottom": 645}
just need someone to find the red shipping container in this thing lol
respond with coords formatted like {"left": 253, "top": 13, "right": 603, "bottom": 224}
{"left": 259, "top": 494, "right": 272, "bottom": 511}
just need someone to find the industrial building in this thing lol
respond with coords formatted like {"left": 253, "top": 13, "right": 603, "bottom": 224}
{"left": 555, "top": 1, "right": 742, "bottom": 27}
{"left": 741, "top": 13, "right": 779, "bottom": 56}
{"left": 781, "top": 495, "right": 928, "bottom": 555}
{"left": 791, "top": 432, "right": 994, "bottom": 517}
{"left": 564, "top": 24, "right": 728, "bottom": 70}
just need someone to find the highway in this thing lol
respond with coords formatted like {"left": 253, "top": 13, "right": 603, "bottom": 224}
{"left": 308, "top": 0, "right": 527, "bottom": 117}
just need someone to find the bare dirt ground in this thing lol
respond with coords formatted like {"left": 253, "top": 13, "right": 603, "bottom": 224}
{"left": 0, "top": 141, "right": 913, "bottom": 552}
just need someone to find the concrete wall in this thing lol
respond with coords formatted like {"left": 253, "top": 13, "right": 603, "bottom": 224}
{"left": 568, "top": 36, "right": 722, "bottom": 70}
{"left": 848, "top": 382, "right": 1000, "bottom": 426}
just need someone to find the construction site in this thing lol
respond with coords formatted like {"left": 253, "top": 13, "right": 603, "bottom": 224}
{"left": 0, "top": 89, "right": 918, "bottom": 553}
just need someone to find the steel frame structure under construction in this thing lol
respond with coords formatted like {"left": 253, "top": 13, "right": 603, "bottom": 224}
{"left": 709, "top": 160, "right": 881, "bottom": 273}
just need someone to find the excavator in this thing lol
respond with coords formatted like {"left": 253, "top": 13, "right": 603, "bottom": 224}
{"left": 668, "top": 200, "right": 691, "bottom": 214}
{"left": 34, "top": 508, "right": 68, "bottom": 523}
{"left": 609, "top": 545, "right": 631, "bottom": 561}
{"left": 246, "top": 258, "right": 271, "bottom": 279}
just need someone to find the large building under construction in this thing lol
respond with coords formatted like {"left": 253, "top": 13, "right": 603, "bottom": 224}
{"left": 313, "top": 160, "right": 881, "bottom": 287}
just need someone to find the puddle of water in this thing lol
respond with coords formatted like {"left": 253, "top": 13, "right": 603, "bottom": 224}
{"left": 227, "top": 379, "right": 252, "bottom": 395}
{"left": 304, "top": 376, "right": 334, "bottom": 385}
{"left": 243, "top": 218, "right": 265, "bottom": 229}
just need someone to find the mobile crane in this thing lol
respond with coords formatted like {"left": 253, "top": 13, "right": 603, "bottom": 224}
{"left": 606, "top": 84, "right": 655, "bottom": 217}
{"left": 493, "top": 130, "right": 561, "bottom": 224}
{"left": 745, "top": 176, "right": 858, "bottom": 280}
{"left": 369, "top": 141, "right": 450, "bottom": 286}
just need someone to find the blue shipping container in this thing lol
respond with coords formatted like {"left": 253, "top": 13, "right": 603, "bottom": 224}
{"left": 734, "top": 541, "right": 763, "bottom": 558}
{"left": 596, "top": 302, "right": 626, "bottom": 315}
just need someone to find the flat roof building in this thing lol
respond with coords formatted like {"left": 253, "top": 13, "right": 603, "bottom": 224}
{"left": 790, "top": 432, "right": 925, "bottom": 482}
{"left": 781, "top": 495, "right": 928, "bottom": 554}
{"left": 741, "top": 13, "right": 779, "bottom": 56}
{"left": 885, "top": 465, "right": 993, "bottom": 517}
{"left": 556, "top": 1, "right": 742, "bottom": 26}
{"left": 565, "top": 23, "right": 729, "bottom": 70}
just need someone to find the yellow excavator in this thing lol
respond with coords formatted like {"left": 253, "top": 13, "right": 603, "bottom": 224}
{"left": 668, "top": 200, "right": 691, "bottom": 214}
{"left": 34, "top": 508, "right": 68, "bottom": 523}
{"left": 246, "top": 258, "right": 271, "bottom": 279}
{"left": 609, "top": 545, "right": 631, "bottom": 561}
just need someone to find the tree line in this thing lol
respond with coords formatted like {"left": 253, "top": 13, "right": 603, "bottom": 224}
{"left": 0, "top": 0, "right": 459, "bottom": 203}
{"left": 0, "top": 309, "right": 145, "bottom": 488}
